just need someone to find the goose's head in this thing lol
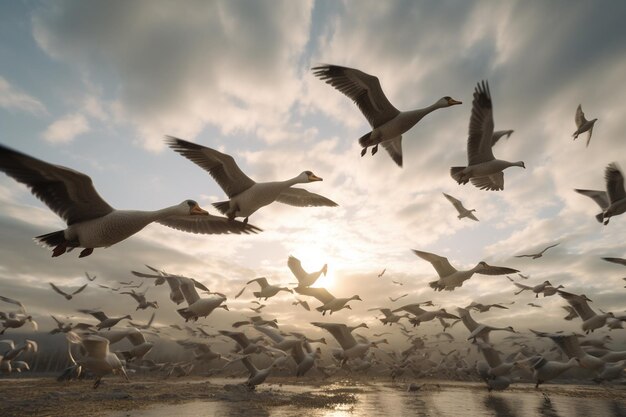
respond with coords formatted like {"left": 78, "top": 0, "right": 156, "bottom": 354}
{"left": 543, "top": 281, "right": 552, "bottom": 286}
{"left": 218, "top": 304, "right": 229, "bottom": 311}
{"left": 299, "top": 171, "right": 323, "bottom": 182}
{"left": 351, "top": 295, "right": 363, "bottom": 301}
{"left": 513, "top": 161, "right": 526, "bottom": 169}
{"left": 181, "top": 200, "right": 208, "bottom": 216}
{"left": 437, "top": 96, "right": 463, "bottom": 107}
{"left": 505, "top": 326, "right": 516, "bottom": 332}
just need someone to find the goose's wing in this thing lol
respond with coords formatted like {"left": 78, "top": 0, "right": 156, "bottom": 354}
{"left": 311, "top": 322, "right": 357, "bottom": 350}
{"left": 467, "top": 81, "right": 495, "bottom": 165}
{"left": 479, "top": 345, "right": 502, "bottom": 368}
{"left": 381, "top": 136, "right": 403, "bottom": 167}
{"left": 295, "top": 287, "right": 334, "bottom": 304}
{"left": 78, "top": 309, "right": 108, "bottom": 322}
{"left": 0, "top": 295, "right": 25, "bottom": 314}
{"left": 157, "top": 215, "right": 261, "bottom": 235}
{"left": 49, "top": 283, "right": 68, "bottom": 297}
{"left": 470, "top": 173, "right": 504, "bottom": 191}
{"left": 442, "top": 193, "right": 465, "bottom": 213}
{"left": 575, "top": 104, "right": 588, "bottom": 128}
{"left": 311, "top": 64, "right": 400, "bottom": 128}
{"left": 436, "top": 311, "right": 461, "bottom": 320}
{"left": 392, "top": 304, "right": 427, "bottom": 316}
{"left": 466, "top": 211, "right": 479, "bottom": 221}
{"left": 0, "top": 143, "right": 114, "bottom": 225}
{"left": 605, "top": 163, "right": 626, "bottom": 204}
{"left": 121, "top": 291, "right": 142, "bottom": 303}
{"left": 300, "top": 300, "right": 310, "bottom": 311}
{"left": 82, "top": 335, "right": 109, "bottom": 360}
{"left": 540, "top": 243, "right": 560, "bottom": 254}
{"left": 491, "top": 130, "right": 514, "bottom": 146}
{"left": 559, "top": 292, "right": 596, "bottom": 321}
{"left": 247, "top": 277, "right": 269, "bottom": 288}
{"left": 287, "top": 256, "right": 307, "bottom": 283}
{"left": 72, "top": 284, "right": 88, "bottom": 296}
{"left": 253, "top": 325, "right": 284, "bottom": 344}
{"left": 411, "top": 250, "right": 457, "bottom": 278}
{"left": 575, "top": 189, "right": 609, "bottom": 209}
{"left": 475, "top": 263, "right": 519, "bottom": 276}
{"left": 602, "top": 257, "right": 626, "bottom": 266}
{"left": 84, "top": 272, "right": 96, "bottom": 281}
{"left": 192, "top": 279, "right": 211, "bottom": 293}
{"left": 276, "top": 188, "right": 338, "bottom": 207}
{"left": 178, "top": 278, "right": 200, "bottom": 305}
{"left": 166, "top": 136, "right": 255, "bottom": 198}
{"left": 513, "top": 282, "right": 532, "bottom": 290}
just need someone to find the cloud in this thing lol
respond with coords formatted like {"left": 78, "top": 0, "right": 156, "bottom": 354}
{"left": 42, "top": 112, "right": 90, "bottom": 144}
{"left": 0, "top": 76, "right": 47, "bottom": 115}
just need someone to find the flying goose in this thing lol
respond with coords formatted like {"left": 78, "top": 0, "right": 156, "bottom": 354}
{"left": 442, "top": 193, "right": 478, "bottom": 221}
{"left": 572, "top": 104, "right": 598, "bottom": 147}
{"left": 367, "top": 308, "right": 410, "bottom": 325}
{"left": 513, "top": 280, "right": 554, "bottom": 297}
{"left": 120, "top": 289, "right": 158, "bottom": 310}
{"left": 292, "top": 298, "right": 311, "bottom": 311}
{"left": 522, "top": 355, "right": 581, "bottom": 388}
{"left": 558, "top": 290, "right": 613, "bottom": 333}
{"left": 226, "top": 354, "right": 289, "bottom": 390}
{"left": 412, "top": 249, "right": 518, "bottom": 291}
{"left": 235, "top": 277, "right": 292, "bottom": 301}
{"left": 468, "top": 324, "right": 516, "bottom": 341}
{"left": 466, "top": 301, "right": 512, "bottom": 313}
{"left": 388, "top": 293, "right": 409, "bottom": 302}
{"left": 392, "top": 304, "right": 459, "bottom": 327}
{"left": 77, "top": 309, "right": 132, "bottom": 330}
{"left": 0, "top": 143, "right": 260, "bottom": 258}
{"left": 287, "top": 255, "right": 327, "bottom": 288}
{"left": 49, "top": 282, "right": 88, "bottom": 300}
{"left": 527, "top": 303, "right": 542, "bottom": 308}
{"left": 218, "top": 330, "right": 265, "bottom": 355}
{"left": 249, "top": 304, "right": 266, "bottom": 313}
{"left": 0, "top": 296, "right": 37, "bottom": 334}
{"left": 232, "top": 316, "right": 278, "bottom": 329}
{"left": 575, "top": 163, "right": 626, "bottom": 225}
{"left": 295, "top": 286, "right": 361, "bottom": 315}
{"left": 128, "top": 312, "right": 156, "bottom": 331}
{"left": 174, "top": 277, "right": 228, "bottom": 322}
{"left": 451, "top": 81, "right": 525, "bottom": 191}
{"left": 167, "top": 136, "right": 337, "bottom": 224}
{"left": 530, "top": 330, "right": 605, "bottom": 371}
{"left": 311, "top": 321, "right": 376, "bottom": 362}
{"left": 312, "top": 64, "right": 462, "bottom": 167}
{"left": 252, "top": 325, "right": 301, "bottom": 351}
{"left": 378, "top": 268, "right": 386, "bottom": 278}
{"left": 515, "top": 243, "right": 559, "bottom": 259}
{"left": 290, "top": 340, "right": 321, "bottom": 377}
{"left": 84, "top": 272, "right": 97, "bottom": 282}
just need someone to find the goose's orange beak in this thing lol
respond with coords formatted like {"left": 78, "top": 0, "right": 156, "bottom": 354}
{"left": 191, "top": 204, "right": 209, "bottom": 215}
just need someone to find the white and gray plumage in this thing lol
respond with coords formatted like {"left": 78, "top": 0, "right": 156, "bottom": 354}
{"left": 295, "top": 286, "right": 361, "bottom": 315}
{"left": 576, "top": 163, "right": 626, "bottom": 225}
{"left": 515, "top": 243, "right": 559, "bottom": 259}
{"left": 368, "top": 308, "right": 409, "bottom": 326}
{"left": 235, "top": 277, "right": 292, "bottom": 301}
{"left": 288, "top": 255, "right": 327, "bottom": 288}
{"left": 572, "top": 104, "right": 597, "bottom": 147}
{"left": 442, "top": 193, "right": 478, "bottom": 221}
{"left": 49, "top": 282, "right": 87, "bottom": 300}
{"left": 100, "top": 328, "right": 154, "bottom": 362}
{"left": 562, "top": 306, "right": 579, "bottom": 321}
{"left": 0, "top": 296, "right": 37, "bottom": 334}
{"left": 77, "top": 309, "right": 132, "bottom": 330}
{"left": 513, "top": 280, "right": 555, "bottom": 298}
{"left": 451, "top": 81, "right": 525, "bottom": 191}
{"left": 218, "top": 330, "right": 265, "bottom": 355}
{"left": 521, "top": 355, "right": 581, "bottom": 388}
{"left": 171, "top": 277, "right": 228, "bottom": 322}
{"left": 167, "top": 137, "right": 337, "bottom": 224}
{"left": 412, "top": 249, "right": 518, "bottom": 291}
{"left": 558, "top": 290, "right": 613, "bottom": 333}
{"left": 311, "top": 322, "right": 375, "bottom": 362}
{"left": 225, "top": 354, "right": 289, "bottom": 389}
{"left": 0, "top": 143, "right": 260, "bottom": 258}
{"left": 530, "top": 330, "right": 605, "bottom": 371}
{"left": 312, "top": 64, "right": 462, "bottom": 167}
{"left": 120, "top": 289, "right": 158, "bottom": 311}
{"left": 393, "top": 304, "right": 459, "bottom": 327}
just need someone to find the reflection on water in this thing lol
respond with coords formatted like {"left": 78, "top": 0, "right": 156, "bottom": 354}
{"left": 107, "top": 381, "right": 626, "bottom": 417}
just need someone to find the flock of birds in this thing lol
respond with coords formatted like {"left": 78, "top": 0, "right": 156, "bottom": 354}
{"left": 0, "top": 64, "right": 625, "bottom": 393}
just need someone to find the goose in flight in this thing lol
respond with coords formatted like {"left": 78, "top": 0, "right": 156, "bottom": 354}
{"left": 572, "top": 104, "right": 597, "bottom": 147}
{"left": 451, "top": 81, "right": 525, "bottom": 191}
{"left": 225, "top": 354, "right": 289, "bottom": 390}
{"left": 235, "top": 277, "right": 292, "bottom": 301}
{"left": 174, "top": 278, "right": 228, "bottom": 322}
{"left": 412, "top": 249, "right": 518, "bottom": 291}
{"left": 515, "top": 243, "right": 559, "bottom": 259}
{"left": 128, "top": 312, "right": 156, "bottom": 331}
{"left": 388, "top": 293, "right": 409, "bottom": 302}
{"left": 290, "top": 340, "right": 321, "bottom": 377}
{"left": 120, "top": 289, "right": 158, "bottom": 310}
{"left": 558, "top": 290, "right": 613, "bottom": 333}
{"left": 0, "top": 143, "right": 260, "bottom": 258}
{"left": 167, "top": 137, "right": 337, "bottom": 224}
{"left": 392, "top": 303, "right": 459, "bottom": 327}
{"left": 442, "top": 193, "right": 478, "bottom": 221}
{"left": 49, "top": 282, "right": 87, "bottom": 300}
{"left": 232, "top": 316, "right": 278, "bottom": 329}
{"left": 513, "top": 280, "right": 555, "bottom": 297}
{"left": 311, "top": 321, "right": 376, "bottom": 362}
{"left": 575, "top": 163, "right": 626, "bottom": 225}
{"left": 77, "top": 309, "right": 132, "bottom": 330}
{"left": 377, "top": 268, "right": 386, "bottom": 278}
{"left": 287, "top": 255, "right": 327, "bottom": 288}
{"left": 312, "top": 64, "right": 462, "bottom": 167}
{"left": 527, "top": 303, "right": 542, "bottom": 308}
{"left": 367, "top": 308, "right": 409, "bottom": 325}
{"left": 295, "top": 286, "right": 361, "bottom": 315}
{"left": 218, "top": 330, "right": 266, "bottom": 355}
{"left": 292, "top": 298, "right": 311, "bottom": 311}
{"left": 530, "top": 330, "right": 605, "bottom": 371}
{"left": 84, "top": 272, "right": 97, "bottom": 282}
{"left": 466, "top": 302, "right": 512, "bottom": 313}
{"left": 0, "top": 296, "right": 37, "bottom": 334}
{"left": 521, "top": 355, "right": 581, "bottom": 388}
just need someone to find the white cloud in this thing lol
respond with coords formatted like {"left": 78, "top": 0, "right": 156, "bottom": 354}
{"left": 0, "top": 76, "right": 47, "bottom": 115}
{"left": 42, "top": 112, "right": 90, "bottom": 144}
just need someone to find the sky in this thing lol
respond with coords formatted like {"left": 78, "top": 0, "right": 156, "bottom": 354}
{"left": 1, "top": 0, "right": 626, "bottom": 353}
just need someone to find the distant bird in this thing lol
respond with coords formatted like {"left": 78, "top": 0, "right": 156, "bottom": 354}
{"left": 218, "top": 330, "right": 265, "bottom": 355}
{"left": 368, "top": 308, "right": 409, "bottom": 325}
{"left": 515, "top": 243, "right": 559, "bottom": 259}
{"left": 558, "top": 290, "right": 613, "bottom": 333}
{"left": 292, "top": 298, "right": 311, "bottom": 311}
{"left": 85, "top": 272, "right": 97, "bottom": 282}
{"left": 442, "top": 193, "right": 478, "bottom": 221}
{"left": 602, "top": 257, "right": 626, "bottom": 266}
{"left": 235, "top": 277, "right": 292, "bottom": 301}
{"left": 50, "top": 315, "right": 77, "bottom": 334}
{"left": 0, "top": 296, "right": 37, "bottom": 334}
{"left": 523, "top": 355, "right": 581, "bottom": 388}
{"left": 388, "top": 294, "right": 409, "bottom": 302}
{"left": 393, "top": 304, "right": 459, "bottom": 327}
{"left": 377, "top": 268, "right": 387, "bottom": 278}
{"left": 451, "top": 81, "right": 525, "bottom": 191}
{"left": 391, "top": 280, "right": 404, "bottom": 286}
{"left": 167, "top": 136, "right": 337, "bottom": 224}
{"left": 128, "top": 312, "right": 156, "bottom": 331}
{"left": 120, "top": 289, "right": 158, "bottom": 310}
{"left": 412, "top": 249, "right": 518, "bottom": 291}
{"left": 513, "top": 281, "right": 555, "bottom": 298}
{"left": 572, "top": 104, "right": 597, "bottom": 147}
{"left": 531, "top": 330, "right": 605, "bottom": 371}
{"left": 467, "top": 323, "right": 516, "bottom": 341}
{"left": 77, "top": 309, "right": 131, "bottom": 330}
{"left": 102, "top": 328, "right": 154, "bottom": 362}
{"left": 287, "top": 255, "right": 327, "bottom": 288}
{"left": 576, "top": 163, "right": 626, "bottom": 225}
{"left": 232, "top": 316, "right": 278, "bottom": 329}
{"left": 49, "top": 282, "right": 88, "bottom": 300}
{"left": 226, "top": 354, "right": 289, "bottom": 390}
{"left": 312, "top": 64, "right": 462, "bottom": 166}
{"left": 518, "top": 273, "right": 530, "bottom": 279}
{"left": 527, "top": 303, "right": 542, "bottom": 308}
{"left": 466, "top": 302, "right": 511, "bottom": 313}
{"left": 97, "top": 284, "right": 120, "bottom": 292}
{"left": 295, "top": 287, "right": 361, "bottom": 315}
{"left": 131, "top": 265, "right": 169, "bottom": 286}
{"left": 0, "top": 143, "right": 259, "bottom": 258}
{"left": 249, "top": 305, "right": 266, "bottom": 313}
{"left": 290, "top": 340, "right": 321, "bottom": 377}
{"left": 119, "top": 280, "right": 134, "bottom": 286}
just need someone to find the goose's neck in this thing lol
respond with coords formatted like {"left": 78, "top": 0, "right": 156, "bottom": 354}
{"left": 148, "top": 205, "right": 185, "bottom": 221}
{"left": 406, "top": 102, "right": 445, "bottom": 120}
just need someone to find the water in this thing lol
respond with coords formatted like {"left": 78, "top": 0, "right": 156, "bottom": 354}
{"left": 106, "top": 381, "right": 626, "bottom": 417}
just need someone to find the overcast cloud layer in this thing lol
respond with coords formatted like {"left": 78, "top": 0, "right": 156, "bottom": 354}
{"left": 1, "top": 1, "right": 625, "bottom": 351}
